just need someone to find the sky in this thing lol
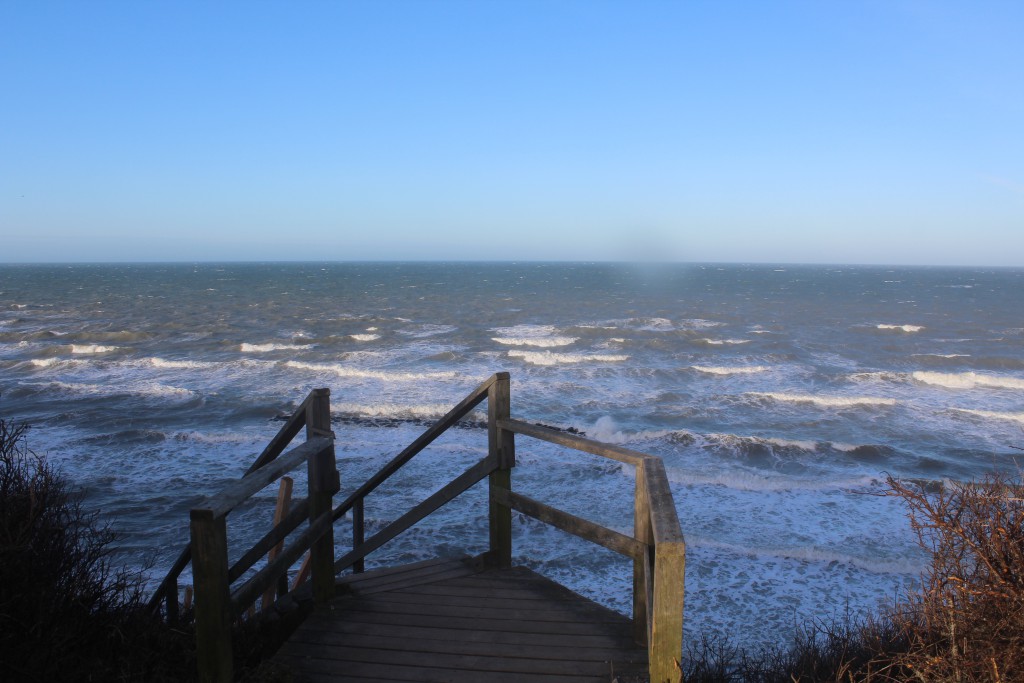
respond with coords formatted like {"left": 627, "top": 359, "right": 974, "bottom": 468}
{"left": 1, "top": 0, "right": 1022, "bottom": 266}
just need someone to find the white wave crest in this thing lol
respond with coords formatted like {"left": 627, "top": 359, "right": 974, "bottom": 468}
{"left": 30, "top": 358, "right": 62, "bottom": 368}
{"left": 763, "top": 437, "right": 819, "bottom": 451}
{"left": 333, "top": 402, "right": 455, "bottom": 420}
{"left": 46, "top": 381, "right": 194, "bottom": 399}
{"left": 666, "top": 467, "right": 880, "bottom": 493}
{"left": 71, "top": 344, "right": 119, "bottom": 354}
{"left": 491, "top": 325, "right": 576, "bottom": 348}
{"left": 952, "top": 409, "right": 1024, "bottom": 426}
{"left": 692, "top": 365, "right": 768, "bottom": 375}
{"left": 748, "top": 392, "right": 897, "bottom": 408}
{"left": 507, "top": 350, "right": 629, "bottom": 366}
{"left": 285, "top": 361, "right": 457, "bottom": 381}
{"left": 912, "top": 371, "right": 1024, "bottom": 390}
{"left": 349, "top": 334, "right": 381, "bottom": 342}
{"left": 877, "top": 324, "right": 923, "bottom": 332}
{"left": 492, "top": 335, "right": 577, "bottom": 348}
{"left": 240, "top": 342, "right": 314, "bottom": 352}
{"left": 148, "top": 357, "right": 216, "bottom": 370}
{"left": 701, "top": 338, "right": 751, "bottom": 345}
{"left": 690, "top": 537, "right": 923, "bottom": 574}
{"left": 911, "top": 353, "right": 970, "bottom": 359}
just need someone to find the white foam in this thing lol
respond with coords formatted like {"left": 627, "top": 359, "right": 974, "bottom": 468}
{"left": 333, "top": 402, "right": 455, "bottom": 420}
{"left": 46, "top": 381, "right": 194, "bottom": 399}
{"left": 491, "top": 325, "right": 576, "bottom": 348}
{"left": 349, "top": 334, "right": 381, "bottom": 342}
{"left": 952, "top": 409, "right": 1024, "bottom": 426}
{"left": 507, "top": 350, "right": 629, "bottom": 366}
{"left": 240, "top": 342, "right": 314, "bottom": 352}
{"left": 701, "top": 338, "right": 751, "bottom": 345}
{"left": 877, "top": 324, "right": 923, "bottom": 332}
{"left": 748, "top": 392, "right": 897, "bottom": 408}
{"left": 763, "top": 437, "right": 819, "bottom": 451}
{"left": 912, "top": 371, "right": 1024, "bottom": 390}
{"left": 912, "top": 353, "right": 970, "bottom": 358}
{"left": 690, "top": 537, "right": 923, "bottom": 575}
{"left": 492, "top": 336, "right": 577, "bottom": 348}
{"left": 691, "top": 365, "right": 768, "bottom": 375}
{"left": 148, "top": 357, "right": 217, "bottom": 370}
{"left": 285, "top": 361, "right": 457, "bottom": 381}
{"left": 666, "top": 467, "right": 879, "bottom": 493}
{"left": 71, "top": 344, "right": 119, "bottom": 354}
{"left": 30, "top": 358, "right": 62, "bottom": 368}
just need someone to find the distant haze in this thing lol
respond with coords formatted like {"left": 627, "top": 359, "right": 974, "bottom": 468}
{"left": 1, "top": 1, "right": 1021, "bottom": 266}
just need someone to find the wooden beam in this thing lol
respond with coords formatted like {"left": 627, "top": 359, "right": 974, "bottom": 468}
{"left": 262, "top": 477, "right": 293, "bottom": 612}
{"left": 493, "top": 488, "right": 644, "bottom": 559}
{"left": 334, "top": 457, "right": 496, "bottom": 574}
{"left": 331, "top": 373, "right": 501, "bottom": 524}
{"left": 307, "top": 390, "right": 339, "bottom": 604}
{"left": 190, "top": 509, "right": 232, "bottom": 683}
{"left": 633, "top": 464, "right": 653, "bottom": 646}
{"left": 498, "top": 418, "right": 650, "bottom": 467}
{"left": 227, "top": 497, "right": 309, "bottom": 584}
{"left": 193, "top": 437, "right": 331, "bottom": 521}
{"left": 488, "top": 374, "right": 514, "bottom": 568}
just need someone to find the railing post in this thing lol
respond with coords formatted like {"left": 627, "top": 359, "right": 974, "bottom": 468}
{"left": 353, "top": 498, "right": 365, "bottom": 573}
{"left": 190, "top": 509, "right": 232, "bottom": 683}
{"left": 487, "top": 372, "right": 514, "bottom": 568}
{"left": 644, "top": 458, "right": 685, "bottom": 683}
{"left": 306, "top": 388, "right": 339, "bottom": 603}
{"left": 633, "top": 459, "right": 653, "bottom": 645}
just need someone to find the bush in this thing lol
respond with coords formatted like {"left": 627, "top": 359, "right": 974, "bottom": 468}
{"left": 0, "top": 415, "right": 194, "bottom": 682}
{"left": 679, "top": 471, "right": 1023, "bottom": 683}
{"left": 885, "top": 472, "right": 1024, "bottom": 682}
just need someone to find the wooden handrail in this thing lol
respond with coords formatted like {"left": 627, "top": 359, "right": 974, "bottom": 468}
{"left": 333, "top": 456, "right": 496, "bottom": 574}
{"left": 498, "top": 418, "right": 650, "bottom": 466}
{"left": 146, "top": 392, "right": 315, "bottom": 615}
{"left": 331, "top": 372, "right": 502, "bottom": 524}
{"left": 190, "top": 389, "right": 337, "bottom": 683}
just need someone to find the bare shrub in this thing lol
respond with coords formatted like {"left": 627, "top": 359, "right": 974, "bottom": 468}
{"left": 884, "top": 472, "right": 1024, "bottom": 682}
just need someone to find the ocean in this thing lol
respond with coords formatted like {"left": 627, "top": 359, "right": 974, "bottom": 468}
{"left": 1, "top": 262, "right": 1021, "bottom": 650}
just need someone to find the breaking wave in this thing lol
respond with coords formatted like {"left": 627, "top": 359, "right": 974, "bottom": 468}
{"left": 240, "top": 342, "right": 314, "bottom": 352}
{"left": 691, "top": 365, "right": 768, "bottom": 375}
{"left": 285, "top": 361, "right": 457, "bottom": 381}
{"left": 877, "top": 324, "right": 924, "bottom": 332}
{"left": 748, "top": 392, "right": 897, "bottom": 408}
{"left": 912, "top": 371, "right": 1024, "bottom": 390}
{"left": 507, "top": 350, "right": 629, "bottom": 366}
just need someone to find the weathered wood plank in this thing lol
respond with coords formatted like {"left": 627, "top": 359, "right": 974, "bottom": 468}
{"left": 334, "top": 606, "right": 631, "bottom": 636}
{"left": 498, "top": 418, "right": 650, "bottom": 466}
{"left": 634, "top": 461, "right": 653, "bottom": 645}
{"left": 493, "top": 487, "right": 644, "bottom": 559}
{"left": 643, "top": 457, "right": 685, "bottom": 545}
{"left": 227, "top": 497, "right": 309, "bottom": 584}
{"left": 303, "top": 618, "right": 640, "bottom": 651}
{"left": 274, "top": 655, "right": 601, "bottom": 683}
{"left": 262, "top": 477, "right": 293, "bottom": 611}
{"left": 336, "top": 556, "right": 470, "bottom": 587}
{"left": 305, "top": 395, "right": 338, "bottom": 604}
{"left": 343, "top": 566, "right": 476, "bottom": 596}
{"left": 190, "top": 510, "right": 232, "bottom": 683}
{"left": 278, "top": 640, "right": 615, "bottom": 676}
{"left": 335, "top": 596, "right": 627, "bottom": 624}
{"left": 288, "top": 628, "right": 645, "bottom": 664}
{"left": 333, "top": 457, "right": 495, "bottom": 573}
{"left": 230, "top": 509, "right": 333, "bottom": 617}
{"left": 194, "top": 437, "right": 332, "bottom": 520}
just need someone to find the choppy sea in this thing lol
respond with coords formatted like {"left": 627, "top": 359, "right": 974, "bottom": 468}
{"left": 1, "top": 262, "right": 1021, "bottom": 650}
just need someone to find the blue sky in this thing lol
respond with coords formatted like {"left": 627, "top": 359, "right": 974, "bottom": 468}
{"left": 2, "top": 1, "right": 1021, "bottom": 265}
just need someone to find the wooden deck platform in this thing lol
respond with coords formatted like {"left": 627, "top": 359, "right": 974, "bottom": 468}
{"left": 274, "top": 556, "right": 647, "bottom": 682}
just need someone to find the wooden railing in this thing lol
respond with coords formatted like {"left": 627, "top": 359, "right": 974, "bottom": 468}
{"left": 318, "top": 372, "right": 686, "bottom": 683}
{"left": 152, "top": 373, "right": 685, "bottom": 683}
{"left": 149, "top": 388, "right": 339, "bottom": 683}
